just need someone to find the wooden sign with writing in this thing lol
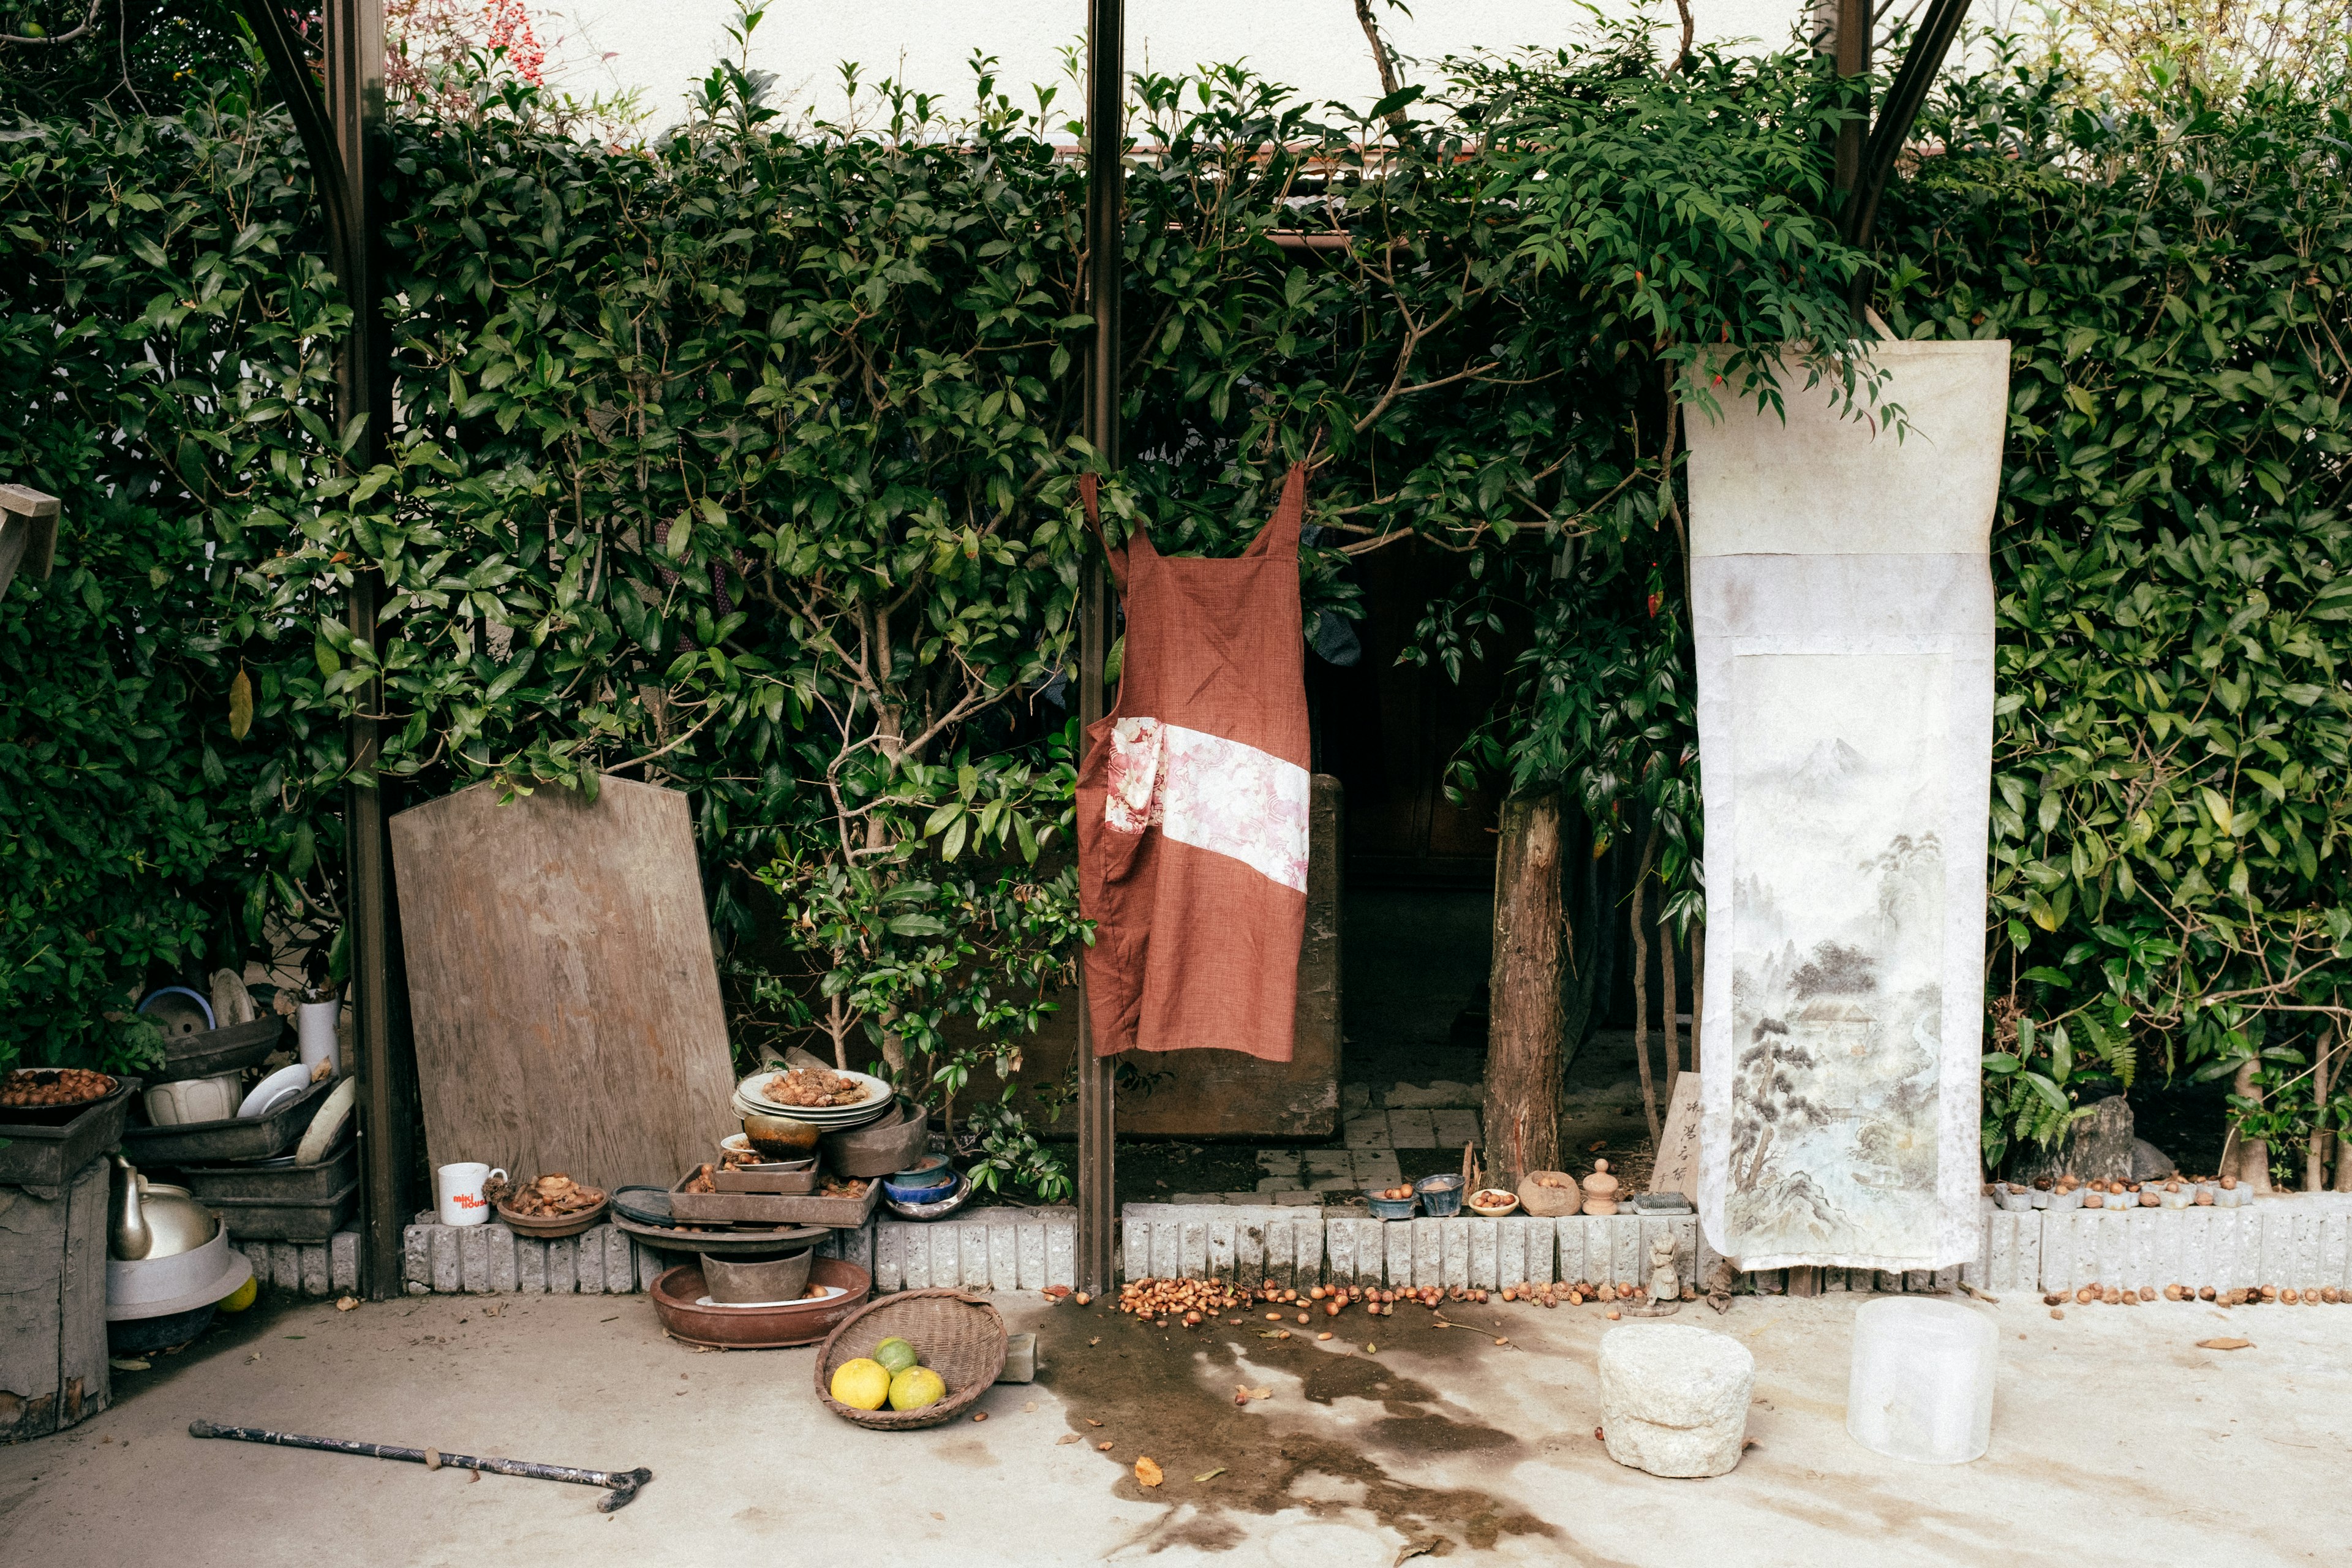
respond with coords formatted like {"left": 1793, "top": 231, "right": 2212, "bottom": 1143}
{"left": 1649, "top": 1072, "right": 1702, "bottom": 1199}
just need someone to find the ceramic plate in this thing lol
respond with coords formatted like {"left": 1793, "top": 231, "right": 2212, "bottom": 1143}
{"left": 236, "top": 1061, "right": 314, "bottom": 1120}
{"left": 692, "top": 1284, "right": 851, "bottom": 1310}
{"left": 293, "top": 1076, "right": 358, "bottom": 1165}
{"left": 734, "top": 1068, "right": 891, "bottom": 1120}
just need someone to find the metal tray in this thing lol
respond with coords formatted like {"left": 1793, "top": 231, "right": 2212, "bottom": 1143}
{"left": 609, "top": 1202, "right": 832, "bottom": 1256}
{"left": 156, "top": 1016, "right": 284, "bottom": 1084}
{"left": 181, "top": 1135, "right": 356, "bottom": 1203}
{"left": 202, "top": 1177, "right": 360, "bottom": 1243}
{"left": 121, "top": 1074, "right": 333, "bottom": 1164}
{"left": 0, "top": 1077, "right": 139, "bottom": 1188}
{"left": 669, "top": 1169, "right": 880, "bottom": 1228}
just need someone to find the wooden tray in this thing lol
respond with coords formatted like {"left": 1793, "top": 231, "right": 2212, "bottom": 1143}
{"left": 668, "top": 1170, "right": 881, "bottom": 1228}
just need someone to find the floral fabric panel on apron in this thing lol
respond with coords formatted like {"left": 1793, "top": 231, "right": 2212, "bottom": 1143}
{"left": 1076, "top": 468, "right": 1311, "bottom": 1061}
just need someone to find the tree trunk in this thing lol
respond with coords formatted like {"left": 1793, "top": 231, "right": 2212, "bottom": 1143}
{"left": 2308, "top": 1027, "right": 2334, "bottom": 1192}
{"left": 1484, "top": 792, "right": 1567, "bottom": 1182}
{"left": 1630, "top": 818, "right": 1663, "bottom": 1148}
{"left": 1660, "top": 914, "right": 1681, "bottom": 1105}
{"left": 2229, "top": 1057, "right": 2273, "bottom": 1193}
{"left": 2335, "top": 1131, "right": 2352, "bottom": 1193}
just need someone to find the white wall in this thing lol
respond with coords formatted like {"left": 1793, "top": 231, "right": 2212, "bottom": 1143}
{"left": 538, "top": 1, "right": 1819, "bottom": 129}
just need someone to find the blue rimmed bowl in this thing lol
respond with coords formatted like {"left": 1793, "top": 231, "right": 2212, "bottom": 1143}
{"left": 1365, "top": 1187, "right": 1417, "bottom": 1221}
{"left": 883, "top": 1155, "right": 957, "bottom": 1205}
{"left": 1414, "top": 1174, "right": 1465, "bottom": 1218}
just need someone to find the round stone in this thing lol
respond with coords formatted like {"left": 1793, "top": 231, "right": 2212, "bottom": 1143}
{"left": 1597, "top": 1322, "right": 1755, "bottom": 1478}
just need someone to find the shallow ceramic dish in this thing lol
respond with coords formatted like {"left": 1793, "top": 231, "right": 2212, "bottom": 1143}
{"left": 497, "top": 1194, "right": 609, "bottom": 1238}
{"left": 694, "top": 1283, "right": 852, "bottom": 1310}
{"left": 143, "top": 1071, "right": 244, "bottom": 1128}
{"left": 733, "top": 1068, "right": 892, "bottom": 1124}
{"left": 1467, "top": 1189, "right": 1520, "bottom": 1218}
{"left": 883, "top": 1170, "right": 975, "bottom": 1222}
{"left": 1365, "top": 1188, "right": 1417, "bottom": 1220}
{"left": 650, "top": 1258, "right": 870, "bottom": 1349}
{"left": 237, "top": 1061, "right": 315, "bottom": 1120}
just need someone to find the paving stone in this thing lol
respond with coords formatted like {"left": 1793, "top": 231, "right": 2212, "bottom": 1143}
{"left": 1385, "top": 1080, "right": 1482, "bottom": 1109}
{"left": 1257, "top": 1148, "right": 1306, "bottom": 1173}
{"left": 1275, "top": 1189, "right": 1322, "bottom": 1206}
{"left": 1343, "top": 1115, "right": 1392, "bottom": 1150}
{"left": 1385, "top": 1109, "right": 1436, "bottom": 1149}
{"left": 1430, "top": 1109, "right": 1482, "bottom": 1150}
{"left": 1351, "top": 1151, "right": 1401, "bottom": 1185}
{"left": 1341, "top": 1083, "right": 1373, "bottom": 1114}
{"left": 1169, "top": 1193, "right": 1223, "bottom": 1205}
{"left": 331, "top": 1230, "right": 360, "bottom": 1294}
{"left": 1303, "top": 1150, "right": 1355, "bottom": 1176}
{"left": 1308, "top": 1175, "right": 1359, "bottom": 1193}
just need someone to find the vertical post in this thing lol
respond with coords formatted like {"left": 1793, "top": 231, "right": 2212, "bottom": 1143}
{"left": 1074, "top": 0, "right": 1125, "bottom": 1298}
{"left": 1833, "top": 0, "right": 1871, "bottom": 201}
{"left": 323, "top": 0, "right": 413, "bottom": 1300}
{"left": 1483, "top": 793, "right": 1564, "bottom": 1182}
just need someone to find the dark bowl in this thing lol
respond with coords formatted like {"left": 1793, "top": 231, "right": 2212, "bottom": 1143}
{"left": 0, "top": 1069, "right": 121, "bottom": 1126}
{"left": 108, "top": 1303, "right": 217, "bottom": 1354}
{"left": 742, "top": 1114, "right": 824, "bottom": 1161}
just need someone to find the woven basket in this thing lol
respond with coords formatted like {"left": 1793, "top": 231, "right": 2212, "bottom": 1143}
{"left": 814, "top": 1289, "right": 1006, "bottom": 1430}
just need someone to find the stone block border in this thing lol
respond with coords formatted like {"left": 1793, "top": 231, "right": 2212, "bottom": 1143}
{"left": 334, "top": 1193, "right": 2352, "bottom": 1300}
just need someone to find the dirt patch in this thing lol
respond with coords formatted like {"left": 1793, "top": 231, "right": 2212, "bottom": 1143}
{"left": 1038, "top": 1304, "right": 1556, "bottom": 1556}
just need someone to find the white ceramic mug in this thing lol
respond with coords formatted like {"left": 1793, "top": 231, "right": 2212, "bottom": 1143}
{"left": 435, "top": 1163, "right": 507, "bottom": 1227}
{"left": 296, "top": 998, "right": 342, "bottom": 1077}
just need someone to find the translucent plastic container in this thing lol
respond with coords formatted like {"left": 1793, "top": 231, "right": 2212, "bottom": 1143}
{"left": 1845, "top": 1296, "right": 1997, "bottom": 1463}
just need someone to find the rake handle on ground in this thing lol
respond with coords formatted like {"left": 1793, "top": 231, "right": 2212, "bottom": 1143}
{"left": 189, "top": 1420, "right": 654, "bottom": 1512}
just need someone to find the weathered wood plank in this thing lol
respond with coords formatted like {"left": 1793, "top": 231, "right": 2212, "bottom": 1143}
{"left": 389, "top": 777, "right": 737, "bottom": 1193}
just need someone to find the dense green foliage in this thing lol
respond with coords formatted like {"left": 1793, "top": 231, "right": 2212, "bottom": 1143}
{"left": 6, "top": 21, "right": 2347, "bottom": 1186}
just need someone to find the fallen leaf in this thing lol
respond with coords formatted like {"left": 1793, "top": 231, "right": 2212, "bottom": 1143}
{"left": 1396, "top": 1537, "right": 1444, "bottom": 1566}
{"left": 1022, "top": 1401, "right": 1037, "bottom": 1413}
{"left": 1588, "top": 1139, "right": 1606, "bottom": 1152}
{"left": 2197, "top": 1336, "right": 2254, "bottom": 1351}
{"left": 1055, "top": 1433, "right": 1082, "bottom": 1446}
{"left": 930, "top": 1511, "right": 944, "bottom": 1520}
{"left": 109, "top": 1357, "right": 151, "bottom": 1372}
{"left": 1085, "top": 1417, "right": 1103, "bottom": 1427}
{"left": 1365, "top": 1343, "right": 1377, "bottom": 1353}
{"left": 334, "top": 1295, "right": 359, "bottom": 1313}
{"left": 1097, "top": 1441, "right": 1115, "bottom": 1452}
{"left": 228, "top": 667, "right": 253, "bottom": 741}
{"left": 1135, "top": 1457, "right": 1164, "bottom": 1487}
{"left": 1194, "top": 1467, "right": 1227, "bottom": 1482}
{"left": 1235, "top": 1385, "right": 1271, "bottom": 1403}
{"left": 972, "top": 1412, "right": 989, "bottom": 1422}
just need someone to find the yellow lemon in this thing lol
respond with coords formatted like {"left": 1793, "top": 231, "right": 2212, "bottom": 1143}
{"left": 830, "top": 1358, "right": 892, "bottom": 1411}
{"left": 217, "top": 1275, "right": 258, "bottom": 1313}
{"left": 872, "top": 1336, "right": 919, "bottom": 1376}
{"left": 888, "top": 1365, "right": 946, "bottom": 1412}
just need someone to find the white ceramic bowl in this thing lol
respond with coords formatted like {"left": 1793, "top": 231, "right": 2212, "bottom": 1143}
{"left": 144, "top": 1071, "right": 244, "bottom": 1127}
{"left": 238, "top": 1061, "right": 315, "bottom": 1119}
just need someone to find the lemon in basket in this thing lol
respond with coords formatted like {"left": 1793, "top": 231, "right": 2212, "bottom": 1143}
{"left": 888, "top": 1365, "right": 946, "bottom": 1412}
{"left": 830, "top": 1358, "right": 892, "bottom": 1411}
{"left": 872, "top": 1336, "right": 919, "bottom": 1376}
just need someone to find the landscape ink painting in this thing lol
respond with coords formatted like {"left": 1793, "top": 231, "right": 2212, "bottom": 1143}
{"left": 1725, "top": 652, "right": 1950, "bottom": 1261}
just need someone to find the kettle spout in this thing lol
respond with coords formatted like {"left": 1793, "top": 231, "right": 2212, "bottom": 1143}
{"left": 110, "top": 1153, "right": 154, "bottom": 1261}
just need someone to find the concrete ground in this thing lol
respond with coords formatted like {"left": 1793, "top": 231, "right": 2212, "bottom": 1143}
{"left": 7, "top": 1284, "right": 2347, "bottom": 1566}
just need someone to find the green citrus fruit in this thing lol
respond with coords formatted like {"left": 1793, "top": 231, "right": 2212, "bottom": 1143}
{"left": 830, "top": 1358, "right": 892, "bottom": 1411}
{"left": 888, "top": 1365, "right": 947, "bottom": 1412}
{"left": 872, "top": 1336, "right": 919, "bottom": 1376}
{"left": 217, "top": 1275, "right": 258, "bottom": 1313}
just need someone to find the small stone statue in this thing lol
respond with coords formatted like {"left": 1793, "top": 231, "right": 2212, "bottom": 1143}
{"left": 1581, "top": 1158, "right": 1621, "bottom": 1216}
{"left": 1627, "top": 1232, "right": 1683, "bottom": 1317}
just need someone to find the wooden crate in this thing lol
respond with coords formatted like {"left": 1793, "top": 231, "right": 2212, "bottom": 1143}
{"left": 0, "top": 1156, "right": 110, "bottom": 1441}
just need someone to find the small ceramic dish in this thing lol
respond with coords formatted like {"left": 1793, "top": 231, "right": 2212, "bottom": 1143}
{"left": 1365, "top": 1187, "right": 1417, "bottom": 1220}
{"left": 883, "top": 1164, "right": 958, "bottom": 1205}
{"left": 1466, "top": 1189, "right": 1520, "bottom": 1217}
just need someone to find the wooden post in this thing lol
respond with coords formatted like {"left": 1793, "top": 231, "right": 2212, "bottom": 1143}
{"left": 1833, "top": 0, "right": 1871, "bottom": 201}
{"left": 1483, "top": 793, "right": 1566, "bottom": 1181}
{"left": 0, "top": 484, "right": 61, "bottom": 601}
{"left": 1629, "top": 816, "right": 1662, "bottom": 1148}
{"left": 1073, "top": 0, "right": 1125, "bottom": 1298}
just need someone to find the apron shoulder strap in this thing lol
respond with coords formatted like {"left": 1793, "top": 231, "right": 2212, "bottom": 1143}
{"left": 1243, "top": 465, "right": 1306, "bottom": 558}
{"left": 1078, "top": 474, "right": 1130, "bottom": 593}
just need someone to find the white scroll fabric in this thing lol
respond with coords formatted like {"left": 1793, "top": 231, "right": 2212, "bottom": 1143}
{"left": 1689, "top": 341, "right": 2011, "bottom": 1273}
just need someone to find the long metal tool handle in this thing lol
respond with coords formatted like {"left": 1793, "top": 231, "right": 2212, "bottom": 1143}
{"left": 190, "top": 1420, "right": 654, "bottom": 1512}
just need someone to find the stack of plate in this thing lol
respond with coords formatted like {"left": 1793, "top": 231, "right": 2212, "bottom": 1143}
{"left": 729, "top": 1068, "right": 893, "bottom": 1131}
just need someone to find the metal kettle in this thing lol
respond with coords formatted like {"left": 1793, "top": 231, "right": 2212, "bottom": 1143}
{"left": 109, "top": 1153, "right": 219, "bottom": 1261}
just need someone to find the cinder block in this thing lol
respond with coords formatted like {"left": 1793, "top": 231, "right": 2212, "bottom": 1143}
{"left": 516, "top": 1237, "right": 546, "bottom": 1292}
{"left": 1496, "top": 1219, "right": 1526, "bottom": 1291}
{"left": 2293, "top": 1211, "right": 2322, "bottom": 1291}
{"left": 2015, "top": 1213, "right": 2041, "bottom": 1295}
{"left": 1440, "top": 1222, "right": 1470, "bottom": 1288}
{"left": 2260, "top": 1207, "right": 2296, "bottom": 1287}
{"left": 2095, "top": 1212, "right": 2129, "bottom": 1289}
{"left": 1384, "top": 1219, "right": 1414, "bottom": 1287}
{"left": 1988, "top": 1213, "right": 2016, "bottom": 1292}
{"left": 1412, "top": 1218, "right": 1442, "bottom": 1286}
{"left": 1609, "top": 1216, "right": 1642, "bottom": 1286}
{"left": 429, "top": 1228, "right": 459, "bottom": 1294}
{"left": 299, "top": 1245, "right": 330, "bottom": 1297}
{"left": 1206, "top": 1216, "right": 1236, "bottom": 1281}
{"left": 901, "top": 1226, "right": 932, "bottom": 1290}
{"left": 930, "top": 1229, "right": 959, "bottom": 1292}
{"left": 2153, "top": 1208, "right": 2185, "bottom": 1289}
{"left": 1175, "top": 1218, "right": 1206, "bottom": 1279}
{"left": 1468, "top": 1219, "right": 1498, "bottom": 1289}
{"left": 1521, "top": 1216, "right": 1555, "bottom": 1285}
{"left": 2320, "top": 1213, "right": 2349, "bottom": 1292}
{"left": 1349, "top": 1220, "right": 1384, "bottom": 1287}
{"left": 1670, "top": 1217, "right": 1699, "bottom": 1291}
{"left": 603, "top": 1227, "right": 633, "bottom": 1293}
{"left": 547, "top": 1237, "right": 576, "bottom": 1294}
{"left": 1872, "top": 1270, "right": 1902, "bottom": 1294}
{"left": 1324, "top": 1217, "right": 1357, "bottom": 1283}
{"left": 1261, "top": 1213, "right": 1293, "bottom": 1287}
{"left": 331, "top": 1230, "right": 360, "bottom": 1294}
{"left": 960, "top": 1223, "right": 993, "bottom": 1289}
{"left": 1120, "top": 1218, "right": 1150, "bottom": 1283}
{"left": 876, "top": 1223, "right": 907, "bottom": 1293}
{"left": 1931, "top": 1265, "right": 1960, "bottom": 1293}
{"left": 1150, "top": 1219, "right": 1180, "bottom": 1281}
{"left": 1291, "top": 1215, "right": 1324, "bottom": 1287}
{"left": 1009, "top": 1220, "right": 1041, "bottom": 1291}
{"left": 1556, "top": 1218, "right": 1588, "bottom": 1284}
{"left": 459, "top": 1226, "right": 492, "bottom": 1294}
{"left": 403, "top": 1224, "right": 432, "bottom": 1288}
{"left": 575, "top": 1232, "right": 605, "bottom": 1294}
{"left": 636, "top": 1241, "right": 668, "bottom": 1291}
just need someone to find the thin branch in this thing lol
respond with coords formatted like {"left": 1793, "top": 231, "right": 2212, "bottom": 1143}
{"left": 2, "top": 0, "right": 104, "bottom": 46}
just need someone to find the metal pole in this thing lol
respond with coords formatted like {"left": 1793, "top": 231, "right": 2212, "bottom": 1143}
{"left": 1833, "top": 0, "right": 1871, "bottom": 201}
{"left": 320, "top": 0, "right": 414, "bottom": 1301}
{"left": 1074, "top": 0, "right": 1124, "bottom": 1298}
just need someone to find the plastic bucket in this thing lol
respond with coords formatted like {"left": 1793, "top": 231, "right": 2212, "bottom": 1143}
{"left": 1845, "top": 1296, "right": 1996, "bottom": 1464}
